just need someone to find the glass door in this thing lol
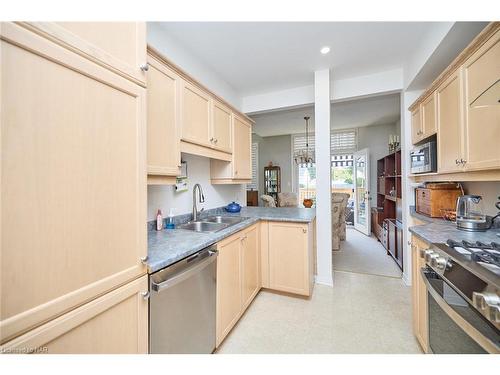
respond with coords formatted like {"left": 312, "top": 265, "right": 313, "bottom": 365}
{"left": 354, "top": 148, "right": 371, "bottom": 236}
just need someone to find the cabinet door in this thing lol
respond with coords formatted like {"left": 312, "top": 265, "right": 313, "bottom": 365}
{"left": 233, "top": 115, "right": 252, "bottom": 179}
{"left": 411, "top": 237, "right": 429, "bottom": 352}
{"left": 437, "top": 69, "right": 465, "bottom": 173}
{"left": 0, "top": 276, "right": 149, "bottom": 354}
{"left": 180, "top": 80, "right": 212, "bottom": 147}
{"left": 212, "top": 100, "right": 233, "bottom": 153}
{"left": 421, "top": 92, "right": 437, "bottom": 139}
{"left": 269, "top": 222, "right": 310, "bottom": 296}
{"left": 241, "top": 225, "right": 260, "bottom": 310}
{"left": 0, "top": 23, "right": 147, "bottom": 343}
{"left": 463, "top": 31, "right": 500, "bottom": 171}
{"left": 216, "top": 235, "right": 242, "bottom": 347}
{"left": 24, "top": 22, "right": 147, "bottom": 85}
{"left": 411, "top": 108, "right": 422, "bottom": 145}
{"left": 146, "top": 54, "right": 181, "bottom": 177}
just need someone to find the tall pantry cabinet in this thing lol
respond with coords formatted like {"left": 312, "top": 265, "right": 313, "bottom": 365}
{"left": 0, "top": 22, "right": 148, "bottom": 353}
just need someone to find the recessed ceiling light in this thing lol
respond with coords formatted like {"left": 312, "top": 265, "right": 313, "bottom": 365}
{"left": 320, "top": 46, "right": 330, "bottom": 55}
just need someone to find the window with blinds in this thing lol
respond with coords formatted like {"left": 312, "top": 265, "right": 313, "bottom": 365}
{"left": 247, "top": 142, "right": 259, "bottom": 190}
{"left": 292, "top": 129, "right": 357, "bottom": 157}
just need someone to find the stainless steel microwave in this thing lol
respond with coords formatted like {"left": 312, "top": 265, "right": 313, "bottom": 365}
{"left": 410, "top": 141, "right": 437, "bottom": 174}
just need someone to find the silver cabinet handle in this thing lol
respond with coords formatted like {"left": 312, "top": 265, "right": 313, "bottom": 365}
{"left": 210, "top": 137, "right": 214, "bottom": 142}
{"left": 140, "top": 255, "right": 149, "bottom": 264}
{"left": 455, "top": 159, "right": 459, "bottom": 165}
{"left": 139, "top": 63, "right": 149, "bottom": 72}
{"left": 303, "top": 228, "right": 307, "bottom": 234}
{"left": 140, "top": 291, "right": 150, "bottom": 300}
{"left": 214, "top": 138, "right": 218, "bottom": 144}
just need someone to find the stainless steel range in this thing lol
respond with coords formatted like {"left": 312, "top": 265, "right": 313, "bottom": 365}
{"left": 420, "top": 239, "right": 499, "bottom": 354}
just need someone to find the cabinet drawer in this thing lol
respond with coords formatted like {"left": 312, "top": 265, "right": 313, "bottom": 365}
{"left": 0, "top": 276, "right": 149, "bottom": 354}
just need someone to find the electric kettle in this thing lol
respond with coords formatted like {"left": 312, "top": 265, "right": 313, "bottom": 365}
{"left": 455, "top": 195, "right": 489, "bottom": 231}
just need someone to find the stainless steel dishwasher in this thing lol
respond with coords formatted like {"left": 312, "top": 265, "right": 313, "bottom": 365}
{"left": 149, "top": 246, "right": 217, "bottom": 354}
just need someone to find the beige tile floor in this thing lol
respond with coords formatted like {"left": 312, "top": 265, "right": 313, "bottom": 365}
{"left": 217, "top": 271, "right": 422, "bottom": 354}
{"left": 333, "top": 227, "right": 402, "bottom": 278}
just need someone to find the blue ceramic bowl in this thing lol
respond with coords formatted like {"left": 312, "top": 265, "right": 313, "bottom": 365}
{"left": 225, "top": 201, "right": 241, "bottom": 213}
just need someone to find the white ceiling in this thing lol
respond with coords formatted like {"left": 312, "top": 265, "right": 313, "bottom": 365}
{"left": 154, "top": 22, "right": 440, "bottom": 96}
{"left": 251, "top": 93, "right": 400, "bottom": 137}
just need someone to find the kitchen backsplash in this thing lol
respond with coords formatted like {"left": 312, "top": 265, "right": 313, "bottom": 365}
{"left": 147, "top": 153, "right": 247, "bottom": 221}
{"left": 461, "top": 181, "right": 500, "bottom": 216}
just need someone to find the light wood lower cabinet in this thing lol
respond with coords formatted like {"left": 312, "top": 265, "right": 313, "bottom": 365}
{"left": 241, "top": 225, "right": 260, "bottom": 310}
{"left": 216, "top": 224, "right": 260, "bottom": 347}
{"left": 268, "top": 221, "right": 314, "bottom": 297}
{"left": 0, "top": 276, "right": 149, "bottom": 354}
{"left": 146, "top": 51, "right": 181, "bottom": 184}
{"left": 0, "top": 23, "right": 147, "bottom": 343}
{"left": 412, "top": 236, "right": 429, "bottom": 353}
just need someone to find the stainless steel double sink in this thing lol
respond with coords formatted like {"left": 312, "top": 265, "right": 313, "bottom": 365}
{"left": 178, "top": 215, "right": 248, "bottom": 232}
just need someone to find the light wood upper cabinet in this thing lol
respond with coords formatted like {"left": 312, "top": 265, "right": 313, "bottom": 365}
{"left": 216, "top": 234, "right": 243, "bottom": 347}
{"left": 421, "top": 92, "right": 437, "bottom": 139}
{"left": 241, "top": 225, "right": 260, "bottom": 310}
{"left": 1, "top": 276, "right": 149, "bottom": 354}
{"left": 437, "top": 69, "right": 465, "bottom": 173}
{"left": 268, "top": 221, "right": 313, "bottom": 297}
{"left": 462, "top": 29, "right": 500, "bottom": 171}
{"left": 211, "top": 114, "right": 253, "bottom": 183}
{"left": 233, "top": 115, "right": 253, "bottom": 179}
{"left": 146, "top": 53, "right": 181, "bottom": 183}
{"left": 412, "top": 236, "right": 429, "bottom": 353}
{"left": 412, "top": 94, "right": 437, "bottom": 145}
{"left": 23, "top": 22, "right": 147, "bottom": 85}
{"left": 212, "top": 100, "right": 233, "bottom": 153}
{"left": 180, "top": 80, "right": 212, "bottom": 148}
{"left": 411, "top": 108, "right": 422, "bottom": 145}
{"left": 0, "top": 23, "right": 147, "bottom": 343}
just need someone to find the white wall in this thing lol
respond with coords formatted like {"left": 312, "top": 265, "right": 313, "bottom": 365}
{"left": 147, "top": 154, "right": 246, "bottom": 221}
{"left": 253, "top": 135, "right": 293, "bottom": 200}
{"left": 357, "top": 122, "right": 398, "bottom": 206}
{"left": 147, "top": 23, "right": 241, "bottom": 109}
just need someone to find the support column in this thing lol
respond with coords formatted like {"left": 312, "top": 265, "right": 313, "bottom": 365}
{"left": 314, "top": 69, "right": 333, "bottom": 286}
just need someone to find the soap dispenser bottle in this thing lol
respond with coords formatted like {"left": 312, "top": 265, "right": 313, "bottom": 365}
{"left": 156, "top": 209, "right": 163, "bottom": 231}
{"left": 166, "top": 208, "right": 176, "bottom": 229}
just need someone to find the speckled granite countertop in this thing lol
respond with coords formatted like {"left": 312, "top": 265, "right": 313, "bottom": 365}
{"left": 147, "top": 207, "right": 316, "bottom": 273}
{"left": 409, "top": 206, "right": 500, "bottom": 245}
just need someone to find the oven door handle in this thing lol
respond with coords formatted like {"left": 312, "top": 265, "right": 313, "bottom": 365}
{"left": 420, "top": 268, "right": 499, "bottom": 354}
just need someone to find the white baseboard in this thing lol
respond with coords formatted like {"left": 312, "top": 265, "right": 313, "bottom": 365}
{"left": 402, "top": 272, "right": 411, "bottom": 286}
{"left": 315, "top": 274, "right": 334, "bottom": 287}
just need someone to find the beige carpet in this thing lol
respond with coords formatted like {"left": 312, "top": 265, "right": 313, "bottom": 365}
{"left": 332, "top": 227, "right": 402, "bottom": 278}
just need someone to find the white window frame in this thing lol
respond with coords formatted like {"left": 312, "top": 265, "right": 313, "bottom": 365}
{"left": 247, "top": 142, "right": 259, "bottom": 191}
{"left": 291, "top": 128, "right": 358, "bottom": 194}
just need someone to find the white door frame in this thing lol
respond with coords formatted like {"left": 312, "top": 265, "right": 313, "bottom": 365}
{"left": 353, "top": 148, "right": 371, "bottom": 236}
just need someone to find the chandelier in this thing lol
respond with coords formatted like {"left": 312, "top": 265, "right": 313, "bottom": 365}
{"left": 294, "top": 116, "right": 315, "bottom": 167}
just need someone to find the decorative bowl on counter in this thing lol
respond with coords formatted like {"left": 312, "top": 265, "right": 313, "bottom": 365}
{"left": 303, "top": 198, "right": 313, "bottom": 208}
{"left": 225, "top": 201, "right": 242, "bottom": 213}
